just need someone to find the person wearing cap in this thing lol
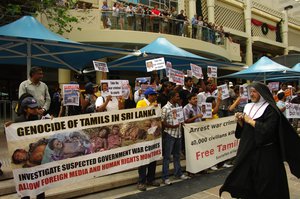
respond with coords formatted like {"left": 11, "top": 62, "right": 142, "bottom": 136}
{"left": 18, "top": 67, "right": 51, "bottom": 116}
{"left": 134, "top": 78, "right": 148, "bottom": 104}
{"left": 136, "top": 87, "right": 160, "bottom": 191}
{"left": 81, "top": 82, "right": 98, "bottom": 113}
{"left": 220, "top": 82, "right": 300, "bottom": 199}
{"left": 5, "top": 94, "right": 46, "bottom": 199}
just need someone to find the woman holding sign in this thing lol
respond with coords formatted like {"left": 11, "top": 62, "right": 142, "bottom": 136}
{"left": 220, "top": 82, "right": 300, "bottom": 199}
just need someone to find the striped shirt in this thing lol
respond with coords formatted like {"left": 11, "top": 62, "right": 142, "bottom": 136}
{"left": 161, "top": 101, "right": 181, "bottom": 138}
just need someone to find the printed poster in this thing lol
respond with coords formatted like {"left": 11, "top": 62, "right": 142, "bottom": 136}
{"left": 93, "top": 61, "right": 109, "bottom": 72}
{"left": 63, "top": 84, "right": 80, "bottom": 106}
{"left": 200, "top": 103, "right": 212, "bottom": 118}
{"left": 168, "top": 68, "right": 184, "bottom": 85}
{"left": 207, "top": 66, "right": 217, "bottom": 78}
{"left": 171, "top": 107, "right": 184, "bottom": 125}
{"left": 100, "top": 80, "right": 123, "bottom": 97}
{"left": 217, "top": 84, "right": 230, "bottom": 100}
{"left": 286, "top": 103, "right": 300, "bottom": 118}
{"left": 190, "top": 63, "right": 203, "bottom": 79}
{"left": 145, "top": 57, "right": 166, "bottom": 72}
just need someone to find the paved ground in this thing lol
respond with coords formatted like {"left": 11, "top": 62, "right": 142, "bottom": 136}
{"left": 1, "top": 128, "right": 300, "bottom": 199}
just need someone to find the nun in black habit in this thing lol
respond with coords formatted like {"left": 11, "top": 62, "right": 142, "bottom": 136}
{"left": 219, "top": 82, "right": 300, "bottom": 199}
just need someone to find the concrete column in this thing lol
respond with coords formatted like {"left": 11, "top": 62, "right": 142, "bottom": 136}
{"left": 189, "top": 0, "right": 197, "bottom": 20}
{"left": 282, "top": 10, "right": 289, "bottom": 55}
{"left": 244, "top": 0, "right": 253, "bottom": 66}
{"left": 58, "top": 69, "right": 71, "bottom": 89}
{"left": 207, "top": 0, "right": 215, "bottom": 23}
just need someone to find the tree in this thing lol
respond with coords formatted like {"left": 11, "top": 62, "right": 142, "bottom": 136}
{"left": 0, "top": 0, "right": 81, "bottom": 35}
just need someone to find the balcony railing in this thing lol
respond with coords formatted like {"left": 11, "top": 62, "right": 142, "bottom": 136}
{"left": 73, "top": 9, "right": 227, "bottom": 46}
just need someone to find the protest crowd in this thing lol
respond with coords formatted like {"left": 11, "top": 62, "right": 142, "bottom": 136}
{"left": 2, "top": 64, "right": 300, "bottom": 198}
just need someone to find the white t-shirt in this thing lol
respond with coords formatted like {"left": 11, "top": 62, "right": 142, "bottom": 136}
{"left": 95, "top": 96, "right": 119, "bottom": 112}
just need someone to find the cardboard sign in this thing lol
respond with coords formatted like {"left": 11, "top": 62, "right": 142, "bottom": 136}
{"left": 168, "top": 68, "right": 184, "bottom": 85}
{"left": 171, "top": 106, "right": 184, "bottom": 125}
{"left": 217, "top": 84, "right": 230, "bottom": 100}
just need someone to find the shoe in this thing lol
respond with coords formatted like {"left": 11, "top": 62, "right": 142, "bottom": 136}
{"left": 210, "top": 166, "right": 218, "bottom": 171}
{"left": 179, "top": 174, "right": 190, "bottom": 180}
{"left": 222, "top": 163, "right": 233, "bottom": 168}
{"left": 137, "top": 183, "right": 147, "bottom": 191}
{"left": 147, "top": 180, "right": 160, "bottom": 187}
{"left": 163, "top": 179, "right": 172, "bottom": 185}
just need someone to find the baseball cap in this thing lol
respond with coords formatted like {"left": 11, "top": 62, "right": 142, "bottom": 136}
{"left": 139, "top": 78, "right": 148, "bottom": 84}
{"left": 85, "top": 82, "right": 97, "bottom": 92}
{"left": 144, "top": 87, "right": 158, "bottom": 96}
{"left": 21, "top": 97, "right": 39, "bottom": 109}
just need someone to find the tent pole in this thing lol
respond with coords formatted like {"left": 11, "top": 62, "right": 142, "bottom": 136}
{"left": 264, "top": 72, "right": 266, "bottom": 84}
{"left": 27, "top": 39, "right": 32, "bottom": 78}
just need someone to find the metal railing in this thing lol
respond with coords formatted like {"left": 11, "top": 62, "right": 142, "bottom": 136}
{"left": 99, "top": 11, "right": 226, "bottom": 46}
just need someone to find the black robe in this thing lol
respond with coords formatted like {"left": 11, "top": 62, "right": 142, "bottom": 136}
{"left": 220, "top": 82, "right": 300, "bottom": 199}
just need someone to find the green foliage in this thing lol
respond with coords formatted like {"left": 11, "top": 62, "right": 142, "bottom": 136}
{"left": 0, "top": 0, "right": 82, "bottom": 35}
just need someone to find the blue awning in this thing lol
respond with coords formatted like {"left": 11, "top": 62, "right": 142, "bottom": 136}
{"left": 0, "top": 16, "right": 135, "bottom": 73}
{"left": 220, "top": 56, "right": 300, "bottom": 82}
{"left": 108, "top": 37, "right": 237, "bottom": 72}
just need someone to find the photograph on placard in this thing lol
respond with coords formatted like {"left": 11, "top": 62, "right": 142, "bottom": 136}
{"left": 166, "top": 61, "right": 172, "bottom": 68}
{"left": 200, "top": 102, "right": 212, "bottom": 118}
{"left": 145, "top": 57, "right": 166, "bottom": 72}
{"left": 121, "top": 80, "right": 130, "bottom": 99}
{"left": 171, "top": 106, "right": 184, "bottom": 125}
{"left": 207, "top": 66, "right": 217, "bottom": 78}
{"left": 217, "top": 84, "right": 230, "bottom": 100}
{"left": 190, "top": 63, "right": 203, "bottom": 79}
{"left": 100, "top": 80, "right": 123, "bottom": 97}
{"left": 93, "top": 61, "right": 109, "bottom": 72}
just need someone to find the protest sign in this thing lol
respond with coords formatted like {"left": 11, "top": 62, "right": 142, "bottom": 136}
{"left": 183, "top": 116, "right": 237, "bottom": 173}
{"left": 268, "top": 82, "right": 279, "bottom": 92}
{"left": 171, "top": 107, "right": 184, "bottom": 125}
{"left": 100, "top": 80, "right": 123, "bottom": 97}
{"left": 93, "top": 61, "right": 109, "bottom": 72}
{"left": 168, "top": 68, "right": 184, "bottom": 85}
{"left": 5, "top": 107, "right": 162, "bottom": 197}
{"left": 200, "top": 103, "right": 212, "bottom": 118}
{"left": 190, "top": 63, "right": 204, "bottom": 79}
{"left": 145, "top": 57, "right": 166, "bottom": 72}
{"left": 286, "top": 103, "right": 300, "bottom": 118}
{"left": 217, "top": 84, "right": 230, "bottom": 100}
{"left": 207, "top": 66, "right": 217, "bottom": 78}
{"left": 239, "top": 84, "right": 249, "bottom": 104}
{"left": 187, "top": 70, "right": 193, "bottom": 77}
{"left": 63, "top": 84, "right": 80, "bottom": 106}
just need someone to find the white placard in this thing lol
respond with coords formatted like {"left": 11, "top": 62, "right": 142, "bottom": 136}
{"left": 168, "top": 68, "right": 185, "bottom": 85}
{"left": 200, "top": 102, "right": 212, "bottom": 118}
{"left": 93, "top": 61, "right": 109, "bottom": 72}
{"left": 100, "top": 80, "right": 123, "bottom": 97}
{"left": 145, "top": 57, "right": 166, "bottom": 72}
{"left": 190, "top": 63, "right": 204, "bottom": 79}
{"left": 286, "top": 103, "right": 300, "bottom": 118}
{"left": 217, "top": 84, "right": 230, "bottom": 100}
{"left": 207, "top": 66, "right": 217, "bottom": 78}
{"left": 171, "top": 106, "right": 184, "bottom": 125}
